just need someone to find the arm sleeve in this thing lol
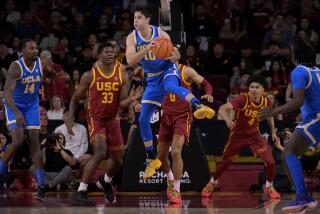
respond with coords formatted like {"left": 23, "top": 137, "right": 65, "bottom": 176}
{"left": 291, "top": 66, "right": 311, "bottom": 90}
{"left": 230, "top": 94, "right": 247, "bottom": 110}
{"left": 200, "top": 79, "right": 213, "bottom": 95}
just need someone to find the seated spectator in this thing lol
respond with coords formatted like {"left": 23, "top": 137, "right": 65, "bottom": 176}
{"left": 40, "top": 114, "right": 50, "bottom": 142}
{"left": 31, "top": 133, "right": 76, "bottom": 191}
{"left": 47, "top": 95, "right": 65, "bottom": 120}
{"left": 262, "top": 41, "right": 287, "bottom": 71}
{"left": 298, "top": 17, "right": 319, "bottom": 47}
{"left": 181, "top": 44, "right": 205, "bottom": 76}
{"left": 219, "top": 10, "right": 247, "bottom": 43}
{"left": 55, "top": 109, "right": 90, "bottom": 166}
{"left": 87, "top": 34, "right": 99, "bottom": 59}
{"left": 0, "top": 132, "right": 10, "bottom": 159}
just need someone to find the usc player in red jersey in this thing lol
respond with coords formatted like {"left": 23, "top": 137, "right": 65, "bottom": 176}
{"left": 67, "top": 42, "right": 143, "bottom": 205}
{"left": 157, "top": 62, "right": 214, "bottom": 204}
{"left": 201, "top": 75, "right": 281, "bottom": 200}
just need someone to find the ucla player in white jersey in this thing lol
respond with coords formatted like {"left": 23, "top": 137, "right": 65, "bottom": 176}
{"left": 126, "top": 7, "right": 215, "bottom": 179}
{"left": 1, "top": 39, "right": 46, "bottom": 200}
{"left": 259, "top": 37, "right": 319, "bottom": 213}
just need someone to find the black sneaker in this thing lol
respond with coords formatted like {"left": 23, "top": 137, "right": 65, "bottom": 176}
{"left": 35, "top": 185, "right": 46, "bottom": 201}
{"left": 96, "top": 176, "right": 115, "bottom": 203}
{"left": 0, "top": 173, "right": 15, "bottom": 194}
{"left": 72, "top": 191, "right": 95, "bottom": 205}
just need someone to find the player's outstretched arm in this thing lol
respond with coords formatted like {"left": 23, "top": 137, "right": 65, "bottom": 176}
{"left": 218, "top": 102, "right": 235, "bottom": 129}
{"left": 67, "top": 70, "right": 92, "bottom": 134}
{"left": 184, "top": 66, "right": 213, "bottom": 102}
{"left": 4, "top": 62, "right": 25, "bottom": 126}
{"left": 119, "top": 67, "right": 143, "bottom": 109}
{"left": 259, "top": 88, "right": 304, "bottom": 120}
{"left": 126, "top": 33, "right": 151, "bottom": 65}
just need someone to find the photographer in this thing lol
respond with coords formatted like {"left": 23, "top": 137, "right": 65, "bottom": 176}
{"left": 31, "top": 133, "right": 77, "bottom": 191}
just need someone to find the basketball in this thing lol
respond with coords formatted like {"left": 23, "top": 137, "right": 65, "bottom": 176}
{"left": 151, "top": 37, "right": 174, "bottom": 60}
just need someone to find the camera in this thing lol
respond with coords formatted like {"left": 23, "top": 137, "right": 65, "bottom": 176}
{"left": 45, "top": 133, "right": 59, "bottom": 148}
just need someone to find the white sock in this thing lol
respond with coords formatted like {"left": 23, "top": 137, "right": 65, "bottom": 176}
{"left": 104, "top": 173, "right": 113, "bottom": 183}
{"left": 166, "top": 170, "right": 174, "bottom": 181}
{"left": 210, "top": 177, "right": 217, "bottom": 184}
{"left": 266, "top": 181, "right": 273, "bottom": 188}
{"left": 78, "top": 182, "right": 88, "bottom": 192}
{"left": 174, "top": 180, "right": 180, "bottom": 192}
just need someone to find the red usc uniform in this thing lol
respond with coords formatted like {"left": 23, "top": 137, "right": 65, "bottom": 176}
{"left": 87, "top": 61, "right": 124, "bottom": 151}
{"left": 158, "top": 64, "right": 193, "bottom": 144}
{"left": 224, "top": 93, "right": 272, "bottom": 159}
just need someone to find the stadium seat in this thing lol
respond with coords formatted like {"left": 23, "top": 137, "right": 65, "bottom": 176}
{"left": 207, "top": 74, "right": 230, "bottom": 91}
{"left": 213, "top": 88, "right": 228, "bottom": 103}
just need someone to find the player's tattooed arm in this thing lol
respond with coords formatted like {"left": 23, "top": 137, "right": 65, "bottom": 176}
{"left": 126, "top": 33, "right": 151, "bottom": 65}
{"left": 4, "top": 62, "right": 24, "bottom": 126}
{"left": 119, "top": 66, "right": 143, "bottom": 109}
{"left": 67, "top": 70, "right": 92, "bottom": 135}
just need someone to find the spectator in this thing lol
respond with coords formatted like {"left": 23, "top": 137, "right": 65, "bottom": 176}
{"left": 17, "top": 11, "right": 41, "bottom": 39}
{"left": 247, "top": 0, "right": 273, "bottom": 36}
{"left": 5, "top": 0, "right": 21, "bottom": 26}
{"left": 0, "top": 132, "right": 10, "bottom": 159}
{"left": 262, "top": 41, "right": 287, "bottom": 71}
{"left": 74, "top": 45, "right": 95, "bottom": 74}
{"left": 0, "top": 42, "right": 18, "bottom": 89}
{"left": 41, "top": 50, "right": 71, "bottom": 106}
{"left": 205, "top": 42, "right": 231, "bottom": 76}
{"left": 32, "top": 133, "right": 76, "bottom": 191}
{"left": 219, "top": 10, "right": 247, "bottom": 43}
{"left": 0, "top": 10, "right": 16, "bottom": 44}
{"left": 8, "top": 36, "right": 22, "bottom": 57}
{"left": 87, "top": 34, "right": 99, "bottom": 59}
{"left": 40, "top": 114, "right": 50, "bottom": 142}
{"left": 285, "top": 11, "right": 297, "bottom": 35}
{"left": 45, "top": 11, "right": 65, "bottom": 38}
{"left": 68, "top": 13, "right": 90, "bottom": 54}
{"left": 55, "top": 109, "right": 89, "bottom": 163}
{"left": 181, "top": 44, "right": 205, "bottom": 76}
{"left": 113, "top": 19, "right": 132, "bottom": 44}
{"left": 95, "top": 13, "right": 115, "bottom": 42}
{"left": 47, "top": 95, "right": 65, "bottom": 120}
{"left": 70, "top": 69, "right": 81, "bottom": 94}
{"left": 298, "top": 18, "right": 319, "bottom": 47}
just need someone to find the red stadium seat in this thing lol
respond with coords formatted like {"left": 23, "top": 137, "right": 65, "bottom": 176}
{"left": 213, "top": 88, "right": 228, "bottom": 103}
{"left": 207, "top": 74, "right": 230, "bottom": 91}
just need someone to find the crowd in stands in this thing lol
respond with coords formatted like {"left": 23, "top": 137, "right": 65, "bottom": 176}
{"left": 0, "top": 0, "right": 320, "bottom": 188}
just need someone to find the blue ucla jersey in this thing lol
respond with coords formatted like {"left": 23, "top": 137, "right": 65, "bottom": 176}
{"left": 134, "top": 25, "right": 173, "bottom": 73}
{"left": 291, "top": 65, "right": 320, "bottom": 121}
{"left": 13, "top": 56, "right": 42, "bottom": 107}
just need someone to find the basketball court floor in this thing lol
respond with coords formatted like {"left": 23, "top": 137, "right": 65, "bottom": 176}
{"left": 0, "top": 191, "right": 318, "bottom": 214}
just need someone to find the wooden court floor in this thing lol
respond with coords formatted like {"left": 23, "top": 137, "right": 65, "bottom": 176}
{"left": 0, "top": 191, "right": 318, "bottom": 213}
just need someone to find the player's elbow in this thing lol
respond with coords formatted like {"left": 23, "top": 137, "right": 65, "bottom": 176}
{"left": 126, "top": 57, "right": 136, "bottom": 66}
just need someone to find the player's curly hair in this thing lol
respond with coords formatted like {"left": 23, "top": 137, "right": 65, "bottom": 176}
{"left": 291, "top": 35, "right": 316, "bottom": 67}
{"left": 247, "top": 75, "right": 267, "bottom": 88}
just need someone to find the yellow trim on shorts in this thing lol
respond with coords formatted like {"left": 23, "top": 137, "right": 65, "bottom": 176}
{"left": 142, "top": 100, "right": 162, "bottom": 107}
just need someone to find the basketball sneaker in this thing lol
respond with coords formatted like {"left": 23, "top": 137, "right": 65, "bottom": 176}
{"left": 282, "top": 194, "right": 317, "bottom": 213}
{"left": 143, "top": 159, "right": 162, "bottom": 179}
{"left": 96, "top": 175, "right": 116, "bottom": 203}
{"left": 35, "top": 185, "right": 46, "bottom": 201}
{"left": 72, "top": 190, "right": 95, "bottom": 205}
{"left": 167, "top": 180, "right": 174, "bottom": 199}
{"left": 201, "top": 181, "right": 217, "bottom": 197}
{"left": 169, "top": 190, "right": 182, "bottom": 204}
{"left": 263, "top": 186, "right": 281, "bottom": 199}
{"left": 194, "top": 106, "right": 215, "bottom": 119}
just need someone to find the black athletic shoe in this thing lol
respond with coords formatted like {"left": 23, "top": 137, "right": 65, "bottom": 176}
{"left": 96, "top": 176, "right": 115, "bottom": 203}
{"left": 72, "top": 191, "right": 95, "bottom": 205}
{"left": 0, "top": 173, "right": 15, "bottom": 194}
{"left": 35, "top": 185, "right": 46, "bottom": 201}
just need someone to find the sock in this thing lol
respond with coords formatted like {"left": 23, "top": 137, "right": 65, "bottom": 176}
{"left": 266, "top": 181, "right": 273, "bottom": 188}
{"left": 285, "top": 154, "right": 308, "bottom": 195}
{"left": 146, "top": 146, "right": 156, "bottom": 159}
{"left": 190, "top": 97, "right": 200, "bottom": 108}
{"left": 35, "top": 169, "right": 44, "bottom": 186}
{"left": 0, "top": 159, "right": 8, "bottom": 176}
{"left": 78, "top": 182, "right": 88, "bottom": 192}
{"left": 210, "top": 177, "right": 217, "bottom": 184}
{"left": 174, "top": 180, "right": 180, "bottom": 192}
{"left": 166, "top": 170, "right": 174, "bottom": 181}
{"left": 104, "top": 173, "right": 112, "bottom": 183}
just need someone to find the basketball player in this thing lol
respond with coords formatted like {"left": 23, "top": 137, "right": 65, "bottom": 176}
{"left": 157, "top": 62, "right": 214, "bottom": 204}
{"left": 259, "top": 37, "right": 319, "bottom": 213}
{"left": 68, "top": 42, "right": 143, "bottom": 205}
{"left": 126, "top": 7, "right": 214, "bottom": 179}
{"left": 1, "top": 39, "right": 46, "bottom": 200}
{"left": 202, "top": 75, "right": 281, "bottom": 200}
